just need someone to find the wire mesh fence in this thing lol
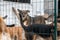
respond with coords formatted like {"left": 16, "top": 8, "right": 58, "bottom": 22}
{"left": 0, "top": 0, "right": 58, "bottom": 40}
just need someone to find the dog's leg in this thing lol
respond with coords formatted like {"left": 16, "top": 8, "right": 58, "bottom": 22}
{"left": 45, "top": 35, "right": 52, "bottom": 40}
{"left": 46, "top": 34, "right": 52, "bottom": 40}
{"left": 14, "top": 36, "right": 17, "bottom": 40}
{"left": 36, "top": 36, "right": 45, "bottom": 40}
{"left": 33, "top": 34, "right": 37, "bottom": 40}
{"left": 18, "top": 28, "right": 23, "bottom": 40}
{"left": 25, "top": 32, "right": 33, "bottom": 40}
{"left": 49, "top": 36, "right": 52, "bottom": 40}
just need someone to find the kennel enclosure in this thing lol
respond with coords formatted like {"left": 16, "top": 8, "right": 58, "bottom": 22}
{"left": 0, "top": 0, "right": 58, "bottom": 40}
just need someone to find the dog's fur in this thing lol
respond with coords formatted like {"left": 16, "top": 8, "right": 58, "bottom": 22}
{"left": 0, "top": 16, "right": 25, "bottom": 40}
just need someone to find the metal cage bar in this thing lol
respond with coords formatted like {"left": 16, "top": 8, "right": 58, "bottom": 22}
{"left": 54, "top": 0, "right": 57, "bottom": 40}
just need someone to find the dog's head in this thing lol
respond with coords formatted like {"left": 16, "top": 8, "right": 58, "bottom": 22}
{"left": 45, "top": 14, "right": 54, "bottom": 24}
{"left": 17, "top": 9, "right": 30, "bottom": 21}
{"left": 17, "top": 9, "right": 30, "bottom": 26}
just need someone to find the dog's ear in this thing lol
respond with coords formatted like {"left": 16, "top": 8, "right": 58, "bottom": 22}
{"left": 3, "top": 15, "right": 7, "bottom": 19}
{"left": 26, "top": 10, "right": 30, "bottom": 12}
{"left": 17, "top": 9, "right": 22, "bottom": 13}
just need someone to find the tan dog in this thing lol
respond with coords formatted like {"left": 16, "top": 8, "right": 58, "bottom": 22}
{"left": 0, "top": 16, "right": 11, "bottom": 40}
{"left": 0, "top": 16, "right": 25, "bottom": 40}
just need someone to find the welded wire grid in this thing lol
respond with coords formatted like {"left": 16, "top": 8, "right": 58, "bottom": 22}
{"left": 0, "top": 0, "right": 57, "bottom": 40}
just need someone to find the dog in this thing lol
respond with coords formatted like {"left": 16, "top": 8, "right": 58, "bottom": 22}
{"left": 0, "top": 16, "right": 11, "bottom": 40}
{"left": 0, "top": 16, "right": 26, "bottom": 40}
